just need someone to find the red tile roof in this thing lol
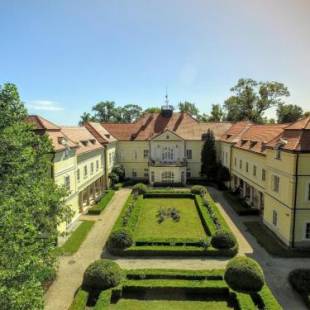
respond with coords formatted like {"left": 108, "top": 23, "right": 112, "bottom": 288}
{"left": 98, "top": 112, "right": 233, "bottom": 141}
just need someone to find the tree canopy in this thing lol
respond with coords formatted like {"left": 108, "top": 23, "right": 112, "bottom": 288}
{"left": 178, "top": 101, "right": 199, "bottom": 118}
{"left": 277, "top": 103, "right": 304, "bottom": 123}
{"left": 201, "top": 129, "right": 217, "bottom": 180}
{"left": 224, "top": 78, "right": 290, "bottom": 123}
{"left": 0, "top": 83, "right": 71, "bottom": 309}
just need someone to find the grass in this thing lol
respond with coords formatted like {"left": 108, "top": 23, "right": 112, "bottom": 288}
{"left": 57, "top": 220, "right": 95, "bottom": 255}
{"left": 134, "top": 198, "right": 206, "bottom": 241}
{"left": 88, "top": 190, "right": 115, "bottom": 215}
{"left": 244, "top": 221, "right": 310, "bottom": 257}
{"left": 109, "top": 299, "right": 232, "bottom": 309}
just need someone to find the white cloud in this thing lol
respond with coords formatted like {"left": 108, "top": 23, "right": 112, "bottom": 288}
{"left": 27, "top": 100, "right": 64, "bottom": 111}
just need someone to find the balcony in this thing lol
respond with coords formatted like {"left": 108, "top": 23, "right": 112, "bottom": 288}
{"left": 148, "top": 158, "right": 187, "bottom": 167}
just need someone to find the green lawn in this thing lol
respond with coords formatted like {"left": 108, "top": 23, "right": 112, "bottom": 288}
{"left": 57, "top": 220, "right": 95, "bottom": 255}
{"left": 134, "top": 198, "right": 206, "bottom": 240}
{"left": 109, "top": 299, "right": 232, "bottom": 309}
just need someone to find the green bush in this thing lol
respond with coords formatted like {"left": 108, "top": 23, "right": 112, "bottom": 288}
{"left": 109, "top": 172, "right": 119, "bottom": 185}
{"left": 211, "top": 230, "right": 236, "bottom": 249}
{"left": 191, "top": 185, "right": 206, "bottom": 196}
{"left": 107, "top": 229, "right": 133, "bottom": 251}
{"left": 289, "top": 269, "right": 310, "bottom": 294}
{"left": 88, "top": 191, "right": 115, "bottom": 215}
{"left": 113, "top": 183, "right": 123, "bottom": 190}
{"left": 224, "top": 257, "right": 265, "bottom": 293}
{"left": 68, "top": 289, "right": 89, "bottom": 310}
{"left": 132, "top": 183, "right": 148, "bottom": 195}
{"left": 82, "top": 259, "right": 122, "bottom": 290}
{"left": 112, "top": 165, "right": 125, "bottom": 181}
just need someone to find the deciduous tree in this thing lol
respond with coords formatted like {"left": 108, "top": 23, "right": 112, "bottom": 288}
{"left": 277, "top": 103, "right": 303, "bottom": 123}
{"left": 178, "top": 101, "right": 199, "bottom": 118}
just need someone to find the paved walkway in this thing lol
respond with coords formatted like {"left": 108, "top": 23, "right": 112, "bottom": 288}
{"left": 45, "top": 187, "right": 309, "bottom": 310}
{"left": 207, "top": 187, "right": 310, "bottom": 310}
{"left": 44, "top": 188, "right": 131, "bottom": 310}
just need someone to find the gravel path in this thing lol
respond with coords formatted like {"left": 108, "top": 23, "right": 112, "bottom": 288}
{"left": 44, "top": 188, "right": 131, "bottom": 310}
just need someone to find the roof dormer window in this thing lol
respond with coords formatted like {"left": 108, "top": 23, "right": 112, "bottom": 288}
{"left": 81, "top": 140, "right": 88, "bottom": 146}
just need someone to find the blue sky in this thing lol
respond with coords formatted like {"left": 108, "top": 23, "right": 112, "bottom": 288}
{"left": 0, "top": 0, "right": 309, "bottom": 125}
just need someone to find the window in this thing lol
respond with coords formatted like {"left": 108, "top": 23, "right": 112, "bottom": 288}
{"left": 162, "top": 147, "right": 174, "bottom": 161}
{"left": 253, "top": 165, "right": 257, "bottom": 177}
{"left": 64, "top": 175, "right": 70, "bottom": 191}
{"left": 161, "top": 171, "right": 174, "bottom": 183}
{"left": 186, "top": 149, "right": 192, "bottom": 160}
{"left": 133, "top": 151, "right": 137, "bottom": 160}
{"left": 234, "top": 157, "right": 237, "bottom": 167}
{"left": 144, "top": 149, "right": 149, "bottom": 159}
{"left": 151, "top": 171, "right": 155, "bottom": 183}
{"left": 305, "top": 223, "right": 310, "bottom": 239}
{"left": 84, "top": 165, "right": 88, "bottom": 178}
{"left": 239, "top": 160, "right": 242, "bottom": 169}
{"left": 186, "top": 168, "right": 191, "bottom": 178}
{"left": 77, "top": 169, "right": 80, "bottom": 183}
{"left": 246, "top": 162, "right": 249, "bottom": 173}
{"left": 272, "top": 210, "right": 278, "bottom": 226}
{"left": 273, "top": 175, "right": 280, "bottom": 192}
{"left": 308, "top": 183, "right": 310, "bottom": 201}
{"left": 262, "top": 169, "right": 266, "bottom": 181}
{"left": 132, "top": 169, "right": 137, "bottom": 177}
{"left": 144, "top": 168, "right": 149, "bottom": 178}
{"left": 96, "top": 160, "right": 99, "bottom": 171}
{"left": 91, "top": 163, "right": 94, "bottom": 175}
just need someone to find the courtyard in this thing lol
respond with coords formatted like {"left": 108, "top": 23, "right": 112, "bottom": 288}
{"left": 45, "top": 187, "right": 310, "bottom": 310}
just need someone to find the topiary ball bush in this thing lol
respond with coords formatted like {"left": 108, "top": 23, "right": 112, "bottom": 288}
{"left": 132, "top": 183, "right": 148, "bottom": 195}
{"left": 211, "top": 230, "right": 237, "bottom": 249}
{"left": 191, "top": 185, "right": 206, "bottom": 196}
{"left": 289, "top": 269, "right": 310, "bottom": 294}
{"left": 107, "top": 229, "right": 133, "bottom": 251}
{"left": 82, "top": 259, "right": 122, "bottom": 290}
{"left": 224, "top": 256, "right": 265, "bottom": 293}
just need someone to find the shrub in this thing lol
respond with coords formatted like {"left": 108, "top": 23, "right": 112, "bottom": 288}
{"left": 112, "top": 165, "right": 125, "bottom": 181}
{"left": 109, "top": 172, "right": 119, "bottom": 185}
{"left": 107, "top": 229, "right": 133, "bottom": 250}
{"left": 82, "top": 260, "right": 122, "bottom": 290}
{"left": 224, "top": 256, "right": 265, "bottom": 293}
{"left": 216, "top": 164, "right": 231, "bottom": 184}
{"left": 211, "top": 230, "right": 236, "bottom": 249}
{"left": 191, "top": 185, "right": 206, "bottom": 196}
{"left": 289, "top": 269, "right": 310, "bottom": 294}
{"left": 113, "top": 183, "right": 123, "bottom": 190}
{"left": 132, "top": 183, "right": 148, "bottom": 195}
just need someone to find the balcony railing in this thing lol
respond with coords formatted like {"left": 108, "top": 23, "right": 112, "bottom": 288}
{"left": 148, "top": 158, "right": 187, "bottom": 167}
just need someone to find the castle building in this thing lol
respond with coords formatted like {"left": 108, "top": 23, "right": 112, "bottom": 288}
{"left": 28, "top": 104, "right": 310, "bottom": 247}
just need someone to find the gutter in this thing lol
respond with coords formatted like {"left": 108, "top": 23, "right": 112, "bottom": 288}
{"left": 291, "top": 152, "right": 299, "bottom": 248}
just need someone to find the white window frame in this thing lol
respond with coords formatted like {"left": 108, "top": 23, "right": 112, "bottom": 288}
{"left": 64, "top": 175, "right": 70, "bottom": 191}
{"left": 90, "top": 162, "right": 94, "bottom": 175}
{"left": 77, "top": 169, "right": 80, "bottom": 183}
{"left": 143, "top": 149, "right": 149, "bottom": 159}
{"left": 272, "top": 175, "right": 280, "bottom": 193}
{"left": 305, "top": 181, "right": 310, "bottom": 202}
{"left": 186, "top": 149, "right": 192, "bottom": 160}
{"left": 96, "top": 160, "right": 99, "bottom": 171}
{"left": 253, "top": 165, "right": 257, "bottom": 177}
{"left": 84, "top": 165, "right": 88, "bottom": 178}
{"left": 262, "top": 169, "right": 266, "bottom": 181}
{"left": 132, "top": 169, "right": 137, "bottom": 178}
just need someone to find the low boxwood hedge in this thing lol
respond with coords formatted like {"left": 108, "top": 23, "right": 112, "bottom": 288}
{"left": 289, "top": 269, "right": 310, "bottom": 308}
{"left": 106, "top": 189, "right": 238, "bottom": 257}
{"left": 70, "top": 268, "right": 281, "bottom": 310}
{"left": 88, "top": 191, "right": 115, "bottom": 215}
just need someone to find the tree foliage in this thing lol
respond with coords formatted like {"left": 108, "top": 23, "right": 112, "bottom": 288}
{"left": 224, "top": 78, "right": 290, "bottom": 123}
{"left": 80, "top": 101, "right": 143, "bottom": 124}
{"left": 144, "top": 107, "right": 161, "bottom": 113}
{"left": 178, "top": 101, "right": 199, "bottom": 118}
{"left": 277, "top": 103, "right": 303, "bottom": 123}
{"left": 0, "top": 83, "right": 71, "bottom": 309}
{"left": 201, "top": 129, "right": 217, "bottom": 180}
{"left": 209, "top": 104, "right": 223, "bottom": 122}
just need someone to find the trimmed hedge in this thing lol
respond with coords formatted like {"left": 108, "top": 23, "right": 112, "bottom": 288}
{"left": 132, "top": 183, "right": 148, "bottom": 194}
{"left": 70, "top": 268, "right": 281, "bottom": 310}
{"left": 289, "top": 269, "right": 310, "bottom": 309}
{"left": 107, "top": 229, "right": 133, "bottom": 253}
{"left": 82, "top": 260, "right": 122, "bottom": 290}
{"left": 224, "top": 257, "right": 265, "bottom": 293}
{"left": 211, "top": 230, "right": 237, "bottom": 249}
{"left": 191, "top": 185, "right": 206, "bottom": 196}
{"left": 88, "top": 191, "right": 115, "bottom": 215}
{"left": 107, "top": 189, "right": 238, "bottom": 257}
{"left": 68, "top": 289, "right": 89, "bottom": 310}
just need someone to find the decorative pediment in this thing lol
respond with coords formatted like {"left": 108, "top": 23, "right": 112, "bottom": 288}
{"left": 151, "top": 130, "right": 184, "bottom": 141}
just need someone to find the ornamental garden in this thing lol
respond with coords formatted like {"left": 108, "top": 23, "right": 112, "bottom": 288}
{"left": 68, "top": 184, "right": 282, "bottom": 309}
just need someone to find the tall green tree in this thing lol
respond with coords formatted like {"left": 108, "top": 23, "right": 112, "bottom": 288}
{"left": 209, "top": 104, "right": 224, "bottom": 122}
{"left": 201, "top": 129, "right": 217, "bottom": 180}
{"left": 0, "top": 83, "right": 71, "bottom": 309}
{"left": 224, "top": 79, "right": 290, "bottom": 123}
{"left": 122, "top": 104, "right": 142, "bottom": 122}
{"left": 178, "top": 101, "right": 199, "bottom": 118}
{"left": 92, "top": 100, "right": 116, "bottom": 122}
{"left": 277, "top": 103, "right": 303, "bottom": 123}
{"left": 79, "top": 112, "right": 95, "bottom": 125}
